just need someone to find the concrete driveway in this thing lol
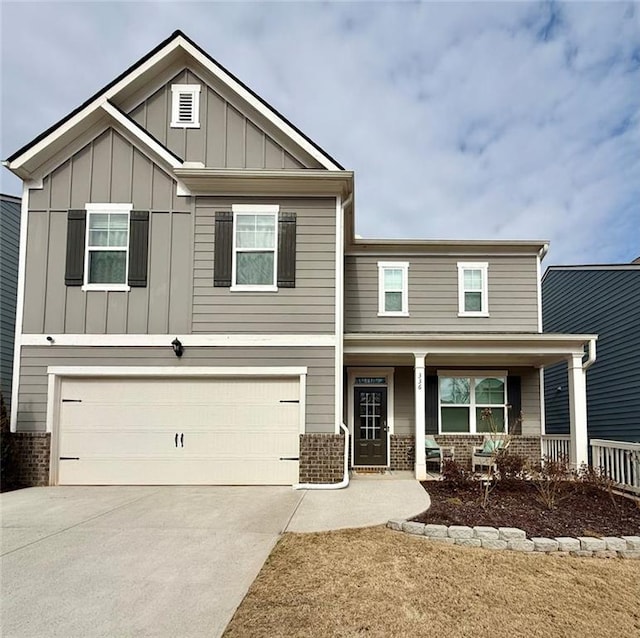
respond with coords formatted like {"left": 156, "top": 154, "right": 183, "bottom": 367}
{"left": 1, "top": 481, "right": 428, "bottom": 638}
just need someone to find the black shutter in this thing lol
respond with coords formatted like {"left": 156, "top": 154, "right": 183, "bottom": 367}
{"left": 65, "top": 209, "right": 86, "bottom": 286}
{"left": 507, "top": 376, "right": 522, "bottom": 435}
{"left": 277, "top": 212, "right": 296, "bottom": 288}
{"left": 425, "top": 375, "right": 439, "bottom": 435}
{"left": 214, "top": 211, "right": 233, "bottom": 287}
{"left": 128, "top": 211, "right": 149, "bottom": 287}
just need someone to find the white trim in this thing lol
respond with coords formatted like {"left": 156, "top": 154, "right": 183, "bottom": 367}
{"left": 335, "top": 196, "right": 344, "bottom": 434}
{"left": 8, "top": 36, "right": 341, "bottom": 173}
{"left": 101, "top": 102, "right": 183, "bottom": 169}
{"left": 299, "top": 373, "right": 307, "bottom": 435}
{"left": 437, "top": 369, "right": 509, "bottom": 377}
{"left": 457, "top": 261, "right": 489, "bottom": 317}
{"left": 47, "top": 366, "right": 308, "bottom": 377}
{"left": 10, "top": 184, "right": 29, "bottom": 432}
{"left": 347, "top": 367, "right": 395, "bottom": 467}
{"left": 539, "top": 367, "right": 546, "bottom": 436}
{"left": 83, "top": 203, "right": 131, "bottom": 291}
{"left": 47, "top": 373, "right": 62, "bottom": 485}
{"left": 231, "top": 208, "right": 278, "bottom": 291}
{"left": 232, "top": 204, "right": 279, "bottom": 214}
{"left": 20, "top": 334, "right": 336, "bottom": 347}
{"left": 170, "top": 84, "right": 201, "bottom": 128}
{"left": 414, "top": 353, "right": 427, "bottom": 481}
{"left": 536, "top": 252, "right": 543, "bottom": 333}
{"left": 377, "top": 261, "right": 409, "bottom": 317}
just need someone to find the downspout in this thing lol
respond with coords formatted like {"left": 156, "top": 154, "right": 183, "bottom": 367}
{"left": 583, "top": 338, "right": 597, "bottom": 370}
{"left": 294, "top": 422, "right": 350, "bottom": 490}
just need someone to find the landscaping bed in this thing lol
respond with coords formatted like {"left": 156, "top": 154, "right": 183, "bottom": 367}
{"left": 414, "top": 480, "right": 640, "bottom": 537}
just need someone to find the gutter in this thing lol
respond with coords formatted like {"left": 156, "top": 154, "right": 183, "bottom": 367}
{"left": 294, "top": 422, "right": 350, "bottom": 490}
{"left": 583, "top": 338, "right": 597, "bottom": 370}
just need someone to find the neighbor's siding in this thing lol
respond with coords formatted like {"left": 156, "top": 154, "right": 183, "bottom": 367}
{"left": 0, "top": 195, "right": 21, "bottom": 409}
{"left": 543, "top": 268, "right": 640, "bottom": 443}
{"left": 344, "top": 255, "right": 539, "bottom": 332}
{"left": 127, "top": 69, "right": 313, "bottom": 169}
{"left": 16, "top": 345, "right": 335, "bottom": 435}
{"left": 389, "top": 366, "right": 541, "bottom": 436}
{"left": 23, "top": 128, "right": 192, "bottom": 336}
{"left": 192, "top": 197, "right": 336, "bottom": 334}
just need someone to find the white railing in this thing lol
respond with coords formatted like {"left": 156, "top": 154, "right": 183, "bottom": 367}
{"left": 591, "top": 439, "right": 640, "bottom": 495}
{"left": 541, "top": 435, "right": 571, "bottom": 462}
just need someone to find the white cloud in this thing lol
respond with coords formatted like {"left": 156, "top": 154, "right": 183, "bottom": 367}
{"left": 1, "top": 1, "right": 638, "bottom": 266}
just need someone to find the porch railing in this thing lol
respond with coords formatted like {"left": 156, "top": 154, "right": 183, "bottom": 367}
{"left": 591, "top": 439, "right": 640, "bottom": 496}
{"left": 541, "top": 435, "right": 571, "bottom": 462}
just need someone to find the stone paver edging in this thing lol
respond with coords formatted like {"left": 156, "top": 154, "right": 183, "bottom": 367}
{"left": 387, "top": 519, "right": 640, "bottom": 559}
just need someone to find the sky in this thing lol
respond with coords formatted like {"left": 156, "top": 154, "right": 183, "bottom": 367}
{"left": 1, "top": 1, "right": 639, "bottom": 267}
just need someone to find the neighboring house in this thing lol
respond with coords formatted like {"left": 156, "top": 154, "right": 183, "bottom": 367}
{"left": 3, "top": 31, "right": 595, "bottom": 487}
{"left": 0, "top": 193, "right": 21, "bottom": 411}
{"left": 543, "top": 263, "right": 640, "bottom": 444}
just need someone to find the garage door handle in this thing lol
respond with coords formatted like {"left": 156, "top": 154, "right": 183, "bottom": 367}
{"left": 279, "top": 457, "right": 299, "bottom": 461}
{"left": 175, "top": 433, "right": 179, "bottom": 447}
{"left": 180, "top": 433, "right": 184, "bottom": 447}
{"left": 60, "top": 457, "right": 80, "bottom": 460}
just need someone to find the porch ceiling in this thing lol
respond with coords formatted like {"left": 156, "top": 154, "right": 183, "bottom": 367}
{"left": 343, "top": 332, "right": 597, "bottom": 368}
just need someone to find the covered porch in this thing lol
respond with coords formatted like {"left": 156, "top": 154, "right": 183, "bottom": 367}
{"left": 343, "top": 333, "right": 597, "bottom": 480}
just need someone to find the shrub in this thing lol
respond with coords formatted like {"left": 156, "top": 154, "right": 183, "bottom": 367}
{"left": 495, "top": 449, "right": 528, "bottom": 483}
{"left": 530, "top": 455, "right": 572, "bottom": 510}
{"left": 441, "top": 458, "right": 475, "bottom": 487}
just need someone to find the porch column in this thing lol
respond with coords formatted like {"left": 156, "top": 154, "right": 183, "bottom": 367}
{"left": 414, "top": 352, "right": 427, "bottom": 480}
{"left": 567, "top": 354, "right": 588, "bottom": 468}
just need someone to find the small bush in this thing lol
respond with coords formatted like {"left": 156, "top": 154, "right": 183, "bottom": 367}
{"left": 441, "top": 458, "right": 475, "bottom": 487}
{"left": 495, "top": 450, "right": 528, "bottom": 483}
{"left": 530, "top": 455, "right": 572, "bottom": 510}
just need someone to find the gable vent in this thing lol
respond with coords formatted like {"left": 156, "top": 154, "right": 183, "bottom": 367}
{"left": 171, "top": 84, "right": 201, "bottom": 128}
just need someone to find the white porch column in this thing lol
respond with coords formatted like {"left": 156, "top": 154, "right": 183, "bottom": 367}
{"left": 414, "top": 352, "right": 427, "bottom": 480}
{"left": 567, "top": 354, "right": 589, "bottom": 468}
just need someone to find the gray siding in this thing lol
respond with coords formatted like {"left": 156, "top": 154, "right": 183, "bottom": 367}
{"left": 1, "top": 195, "right": 21, "bottom": 409}
{"left": 127, "top": 69, "right": 311, "bottom": 169}
{"left": 193, "top": 197, "right": 336, "bottom": 334}
{"left": 23, "top": 128, "right": 192, "bottom": 335}
{"left": 390, "top": 366, "right": 541, "bottom": 436}
{"left": 543, "top": 268, "right": 640, "bottom": 443}
{"left": 345, "top": 255, "right": 539, "bottom": 332}
{"left": 17, "top": 345, "right": 335, "bottom": 434}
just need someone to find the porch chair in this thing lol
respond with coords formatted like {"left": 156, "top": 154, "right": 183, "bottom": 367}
{"left": 425, "top": 436, "right": 454, "bottom": 473}
{"left": 472, "top": 437, "right": 510, "bottom": 473}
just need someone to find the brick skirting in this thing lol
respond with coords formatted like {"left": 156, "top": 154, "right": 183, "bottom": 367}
{"left": 299, "top": 433, "right": 345, "bottom": 484}
{"left": 10, "top": 433, "right": 51, "bottom": 487}
{"left": 435, "top": 435, "right": 541, "bottom": 470}
{"left": 390, "top": 434, "right": 415, "bottom": 470}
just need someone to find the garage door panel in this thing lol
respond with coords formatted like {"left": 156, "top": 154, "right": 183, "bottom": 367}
{"left": 57, "top": 375, "right": 302, "bottom": 485}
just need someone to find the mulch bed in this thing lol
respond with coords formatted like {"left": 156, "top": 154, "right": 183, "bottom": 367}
{"left": 414, "top": 480, "right": 640, "bottom": 537}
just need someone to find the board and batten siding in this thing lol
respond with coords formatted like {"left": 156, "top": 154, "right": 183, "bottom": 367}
{"left": 128, "top": 69, "right": 311, "bottom": 169}
{"left": 345, "top": 255, "right": 539, "bottom": 332}
{"left": 543, "top": 268, "right": 640, "bottom": 443}
{"left": 23, "top": 128, "right": 192, "bottom": 335}
{"left": 390, "top": 366, "right": 541, "bottom": 436}
{"left": 16, "top": 346, "right": 335, "bottom": 435}
{"left": 193, "top": 197, "right": 336, "bottom": 334}
{"left": 1, "top": 195, "right": 21, "bottom": 409}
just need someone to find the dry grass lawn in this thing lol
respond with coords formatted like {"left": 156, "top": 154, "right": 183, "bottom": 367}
{"left": 224, "top": 526, "right": 640, "bottom": 638}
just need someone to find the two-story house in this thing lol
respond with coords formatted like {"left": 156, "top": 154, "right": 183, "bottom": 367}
{"left": 4, "top": 31, "right": 596, "bottom": 487}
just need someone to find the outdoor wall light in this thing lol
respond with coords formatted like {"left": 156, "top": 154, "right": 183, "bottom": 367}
{"left": 171, "top": 338, "right": 184, "bottom": 358}
{"left": 46, "top": 336, "right": 55, "bottom": 344}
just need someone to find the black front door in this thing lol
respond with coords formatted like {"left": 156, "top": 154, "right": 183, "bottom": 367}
{"left": 354, "top": 387, "right": 388, "bottom": 466}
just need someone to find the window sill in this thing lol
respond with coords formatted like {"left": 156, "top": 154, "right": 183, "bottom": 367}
{"left": 170, "top": 122, "right": 200, "bottom": 129}
{"left": 82, "top": 284, "right": 131, "bottom": 292}
{"left": 377, "top": 312, "right": 410, "bottom": 317}
{"left": 457, "top": 312, "right": 490, "bottom": 318}
{"left": 230, "top": 285, "right": 278, "bottom": 293}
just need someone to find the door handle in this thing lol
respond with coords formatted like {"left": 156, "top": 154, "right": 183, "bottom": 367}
{"left": 175, "top": 433, "right": 179, "bottom": 447}
{"left": 180, "top": 433, "right": 184, "bottom": 447}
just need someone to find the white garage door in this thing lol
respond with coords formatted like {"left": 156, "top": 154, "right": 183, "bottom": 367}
{"left": 57, "top": 376, "right": 301, "bottom": 485}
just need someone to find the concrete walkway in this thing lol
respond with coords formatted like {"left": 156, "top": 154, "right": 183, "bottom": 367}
{"left": 1, "top": 478, "right": 428, "bottom": 638}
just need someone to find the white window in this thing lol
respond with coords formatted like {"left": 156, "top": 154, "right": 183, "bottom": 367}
{"left": 438, "top": 371, "right": 507, "bottom": 434}
{"left": 377, "top": 262, "right": 409, "bottom": 316}
{"left": 170, "top": 84, "right": 201, "bottom": 128}
{"left": 83, "top": 203, "right": 131, "bottom": 291}
{"left": 231, "top": 204, "right": 279, "bottom": 291}
{"left": 457, "top": 262, "right": 489, "bottom": 316}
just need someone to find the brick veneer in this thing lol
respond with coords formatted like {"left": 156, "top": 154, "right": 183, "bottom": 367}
{"left": 435, "top": 435, "right": 541, "bottom": 470}
{"left": 299, "top": 434, "right": 345, "bottom": 484}
{"left": 390, "top": 434, "right": 415, "bottom": 470}
{"left": 11, "top": 433, "right": 51, "bottom": 486}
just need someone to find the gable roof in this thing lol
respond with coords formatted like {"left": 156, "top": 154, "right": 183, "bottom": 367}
{"left": 5, "top": 30, "right": 344, "bottom": 175}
